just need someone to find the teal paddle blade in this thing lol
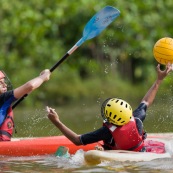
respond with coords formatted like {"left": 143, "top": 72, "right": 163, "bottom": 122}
{"left": 55, "top": 146, "right": 70, "bottom": 158}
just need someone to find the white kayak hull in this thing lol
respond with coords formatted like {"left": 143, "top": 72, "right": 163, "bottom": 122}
{"left": 84, "top": 150, "right": 171, "bottom": 164}
{"left": 84, "top": 133, "right": 173, "bottom": 164}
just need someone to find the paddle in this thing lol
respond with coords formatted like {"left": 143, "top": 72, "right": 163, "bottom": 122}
{"left": 55, "top": 146, "right": 70, "bottom": 158}
{"left": 12, "top": 6, "right": 120, "bottom": 109}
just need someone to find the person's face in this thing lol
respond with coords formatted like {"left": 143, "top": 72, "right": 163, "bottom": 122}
{"left": 0, "top": 78, "right": 7, "bottom": 94}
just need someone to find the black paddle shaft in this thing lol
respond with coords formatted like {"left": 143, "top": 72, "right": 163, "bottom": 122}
{"left": 12, "top": 53, "right": 70, "bottom": 109}
{"left": 50, "top": 53, "right": 69, "bottom": 72}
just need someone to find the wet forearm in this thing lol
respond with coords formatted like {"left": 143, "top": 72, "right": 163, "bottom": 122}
{"left": 25, "top": 76, "right": 45, "bottom": 91}
{"left": 142, "top": 79, "right": 162, "bottom": 107}
{"left": 51, "top": 120, "right": 81, "bottom": 145}
{"left": 14, "top": 76, "right": 46, "bottom": 99}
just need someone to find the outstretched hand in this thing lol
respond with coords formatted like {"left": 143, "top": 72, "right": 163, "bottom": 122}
{"left": 157, "top": 64, "right": 172, "bottom": 81}
{"left": 141, "top": 63, "right": 172, "bottom": 107}
{"left": 46, "top": 106, "right": 60, "bottom": 123}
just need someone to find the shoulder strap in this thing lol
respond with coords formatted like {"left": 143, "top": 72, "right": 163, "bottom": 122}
{"left": 0, "top": 130, "right": 12, "bottom": 138}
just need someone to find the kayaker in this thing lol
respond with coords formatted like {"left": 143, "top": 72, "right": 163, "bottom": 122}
{"left": 46, "top": 64, "right": 172, "bottom": 153}
{"left": 0, "top": 69, "right": 51, "bottom": 141}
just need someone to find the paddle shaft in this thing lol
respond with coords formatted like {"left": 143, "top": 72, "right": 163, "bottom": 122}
{"left": 12, "top": 43, "right": 79, "bottom": 109}
{"left": 12, "top": 52, "right": 71, "bottom": 109}
{"left": 50, "top": 53, "right": 69, "bottom": 72}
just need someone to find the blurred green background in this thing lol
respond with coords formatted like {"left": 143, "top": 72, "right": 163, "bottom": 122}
{"left": 1, "top": 0, "right": 173, "bottom": 137}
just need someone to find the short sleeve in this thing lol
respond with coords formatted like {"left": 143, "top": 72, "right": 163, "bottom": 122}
{"left": 133, "top": 103, "right": 147, "bottom": 122}
{"left": 80, "top": 126, "right": 112, "bottom": 145}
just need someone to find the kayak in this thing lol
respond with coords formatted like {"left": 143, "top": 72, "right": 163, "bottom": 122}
{"left": 0, "top": 133, "right": 172, "bottom": 157}
{"left": 84, "top": 134, "right": 173, "bottom": 164}
{"left": 0, "top": 136, "right": 97, "bottom": 157}
{"left": 84, "top": 150, "right": 171, "bottom": 165}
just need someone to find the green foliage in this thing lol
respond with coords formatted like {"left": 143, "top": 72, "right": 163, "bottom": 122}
{"left": 0, "top": 0, "right": 173, "bottom": 106}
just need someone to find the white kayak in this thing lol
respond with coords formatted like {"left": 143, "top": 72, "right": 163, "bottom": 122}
{"left": 84, "top": 150, "right": 171, "bottom": 165}
{"left": 84, "top": 134, "right": 173, "bottom": 164}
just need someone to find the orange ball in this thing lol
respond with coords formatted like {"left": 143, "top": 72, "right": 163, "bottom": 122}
{"left": 153, "top": 37, "right": 173, "bottom": 65}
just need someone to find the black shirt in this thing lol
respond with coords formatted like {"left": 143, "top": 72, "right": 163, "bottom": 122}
{"left": 80, "top": 103, "right": 147, "bottom": 146}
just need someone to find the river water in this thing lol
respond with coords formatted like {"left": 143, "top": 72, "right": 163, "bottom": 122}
{"left": 1, "top": 102, "right": 173, "bottom": 172}
{"left": 1, "top": 146, "right": 173, "bottom": 173}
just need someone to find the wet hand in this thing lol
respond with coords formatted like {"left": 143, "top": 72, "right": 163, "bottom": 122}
{"left": 95, "top": 145, "right": 104, "bottom": 151}
{"left": 46, "top": 106, "right": 60, "bottom": 122}
{"left": 157, "top": 64, "right": 172, "bottom": 81}
{"left": 40, "top": 69, "right": 51, "bottom": 82}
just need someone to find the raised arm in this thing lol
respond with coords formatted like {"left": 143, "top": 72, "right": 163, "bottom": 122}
{"left": 13, "top": 69, "right": 51, "bottom": 99}
{"left": 46, "top": 106, "right": 82, "bottom": 145}
{"left": 141, "top": 64, "right": 172, "bottom": 107}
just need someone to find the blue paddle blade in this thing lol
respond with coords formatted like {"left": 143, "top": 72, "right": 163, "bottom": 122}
{"left": 76, "top": 6, "right": 120, "bottom": 46}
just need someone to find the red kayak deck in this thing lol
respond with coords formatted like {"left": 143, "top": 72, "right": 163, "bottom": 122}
{"left": 0, "top": 133, "right": 172, "bottom": 157}
{"left": 0, "top": 136, "right": 98, "bottom": 156}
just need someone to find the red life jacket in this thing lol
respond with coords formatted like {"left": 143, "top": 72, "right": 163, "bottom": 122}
{"left": 0, "top": 106, "right": 14, "bottom": 141}
{"left": 103, "top": 117, "right": 145, "bottom": 151}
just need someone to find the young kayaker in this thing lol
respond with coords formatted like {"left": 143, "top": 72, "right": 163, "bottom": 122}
{"left": 46, "top": 64, "right": 172, "bottom": 153}
{"left": 0, "top": 69, "right": 51, "bottom": 141}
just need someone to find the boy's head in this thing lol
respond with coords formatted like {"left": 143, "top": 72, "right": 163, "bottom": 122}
{"left": 101, "top": 98, "right": 132, "bottom": 126}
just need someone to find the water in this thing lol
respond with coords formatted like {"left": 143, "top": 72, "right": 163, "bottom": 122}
{"left": 2, "top": 102, "right": 173, "bottom": 172}
{"left": 1, "top": 149, "right": 173, "bottom": 173}
{"left": 12, "top": 102, "right": 173, "bottom": 137}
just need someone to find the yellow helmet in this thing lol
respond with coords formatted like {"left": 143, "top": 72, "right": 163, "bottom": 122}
{"left": 101, "top": 98, "right": 132, "bottom": 126}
